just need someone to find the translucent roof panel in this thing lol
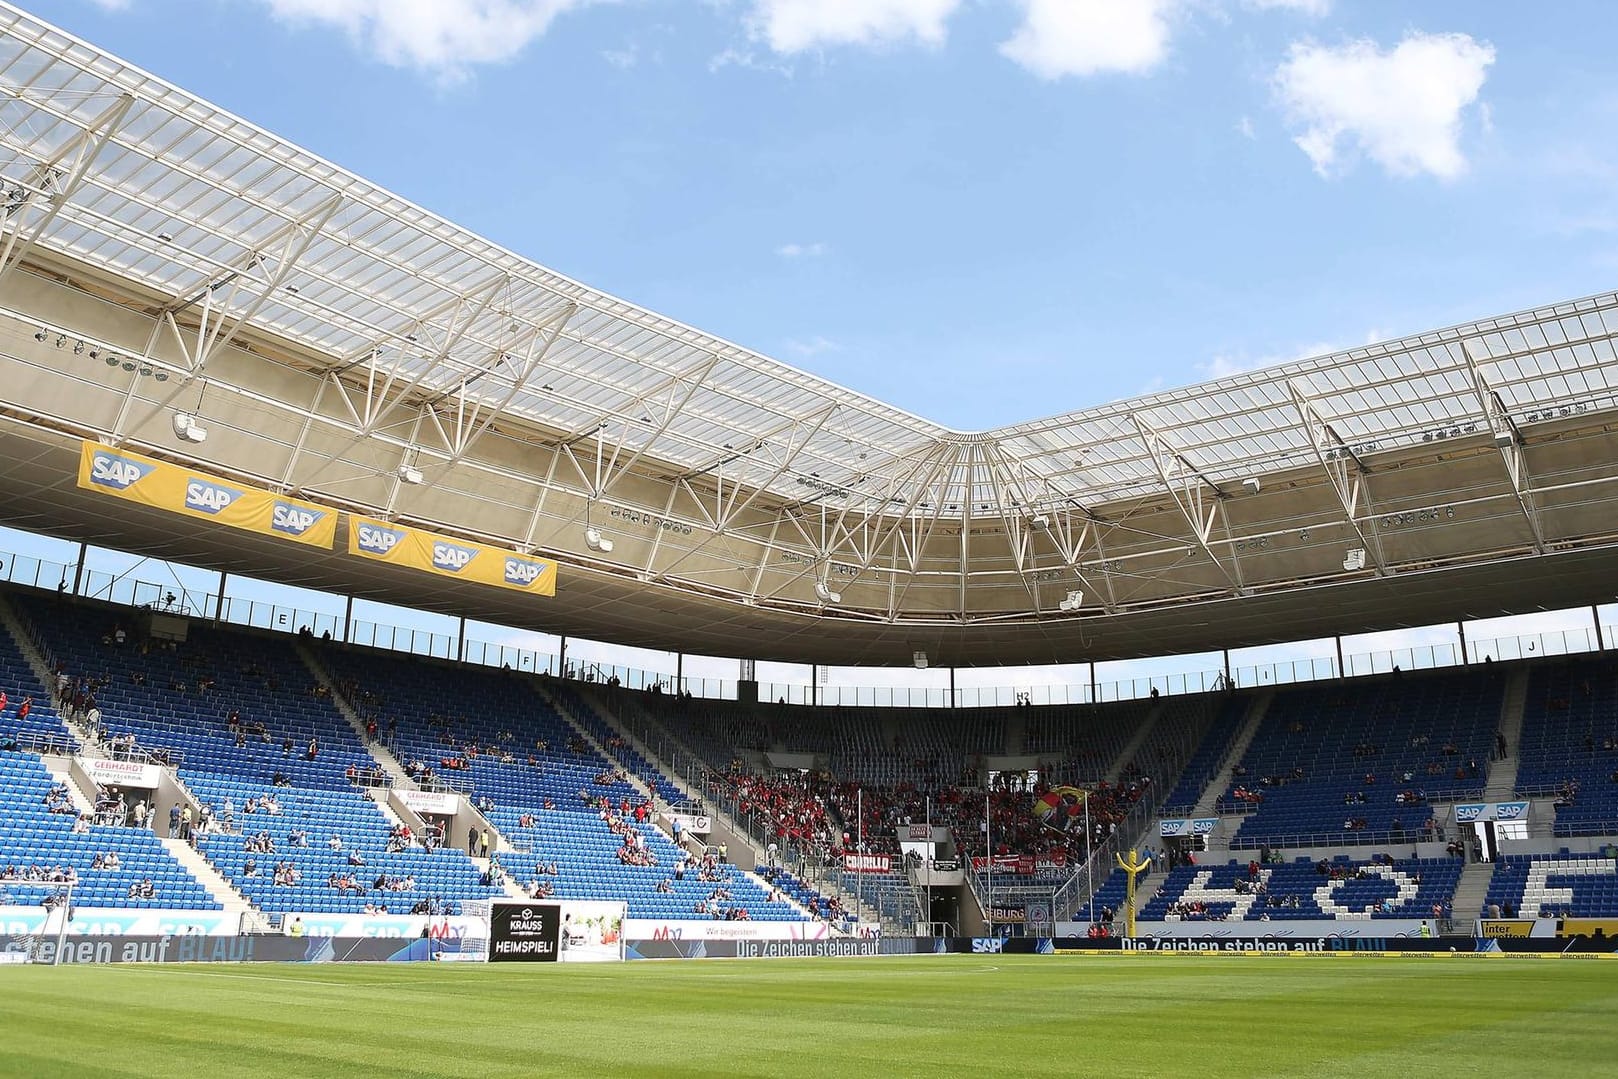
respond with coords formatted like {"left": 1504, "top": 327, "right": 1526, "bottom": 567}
{"left": 3, "top": 2, "right": 1618, "bottom": 525}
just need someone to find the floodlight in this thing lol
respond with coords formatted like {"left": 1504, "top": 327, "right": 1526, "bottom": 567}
{"left": 171, "top": 412, "right": 208, "bottom": 444}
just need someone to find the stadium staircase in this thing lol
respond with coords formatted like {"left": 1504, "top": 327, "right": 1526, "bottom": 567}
{"left": 1194, "top": 691, "right": 1272, "bottom": 819}
{"left": 577, "top": 685, "right": 898, "bottom": 932}
{"left": 299, "top": 642, "right": 514, "bottom": 854}
{"left": 160, "top": 834, "right": 261, "bottom": 929}
{"left": 296, "top": 642, "right": 415, "bottom": 789}
{"left": 1105, "top": 700, "right": 1165, "bottom": 785}
{"left": 534, "top": 683, "right": 667, "bottom": 808}
{"left": 548, "top": 683, "right": 857, "bottom": 927}
{"left": 0, "top": 589, "right": 57, "bottom": 692}
{"left": 1004, "top": 708, "right": 1026, "bottom": 756}
{"left": 1448, "top": 859, "right": 1493, "bottom": 924}
{"left": 1482, "top": 666, "right": 1529, "bottom": 801}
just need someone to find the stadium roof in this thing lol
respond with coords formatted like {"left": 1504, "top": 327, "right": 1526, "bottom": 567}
{"left": 1, "top": 3, "right": 1617, "bottom": 667}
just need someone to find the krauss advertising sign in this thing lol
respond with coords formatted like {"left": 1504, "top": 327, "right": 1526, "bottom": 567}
{"left": 489, "top": 902, "right": 560, "bottom": 962}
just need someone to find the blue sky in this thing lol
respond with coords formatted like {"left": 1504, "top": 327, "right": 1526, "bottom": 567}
{"left": 35, "top": 0, "right": 1618, "bottom": 429}
{"left": 9, "top": 0, "right": 1618, "bottom": 692}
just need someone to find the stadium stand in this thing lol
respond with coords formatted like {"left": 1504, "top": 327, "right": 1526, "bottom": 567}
{"left": 1479, "top": 852, "right": 1618, "bottom": 918}
{"left": 1160, "top": 697, "right": 1248, "bottom": 816}
{"left": 0, "top": 753, "right": 217, "bottom": 910}
{"left": 315, "top": 643, "right": 801, "bottom": 921}
{"left": 7, "top": 596, "right": 501, "bottom": 914}
{"left": 1514, "top": 656, "right": 1618, "bottom": 836}
{"left": 0, "top": 613, "right": 68, "bottom": 747}
{"left": 1137, "top": 856, "right": 1462, "bottom": 922}
{"left": 1219, "top": 668, "right": 1501, "bottom": 848}
{"left": 13, "top": 579, "right": 1618, "bottom": 936}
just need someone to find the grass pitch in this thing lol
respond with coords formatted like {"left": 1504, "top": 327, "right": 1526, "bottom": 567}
{"left": 1, "top": 954, "right": 1615, "bottom": 1078}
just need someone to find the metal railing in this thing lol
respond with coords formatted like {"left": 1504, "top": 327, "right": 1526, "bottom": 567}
{"left": 14, "top": 731, "right": 75, "bottom": 756}
{"left": 2, "top": 541, "right": 1612, "bottom": 714}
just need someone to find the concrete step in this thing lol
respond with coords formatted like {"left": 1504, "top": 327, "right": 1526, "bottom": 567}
{"left": 163, "top": 835, "right": 257, "bottom": 930}
{"left": 1482, "top": 666, "right": 1529, "bottom": 800}
{"left": 1193, "top": 691, "right": 1273, "bottom": 818}
{"left": 40, "top": 755, "right": 96, "bottom": 816}
{"left": 1106, "top": 701, "right": 1165, "bottom": 785}
{"left": 294, "top": 641, "right": 418, "bottom": 790}
{"left": 1448, "top": 858, "right": 1494, "bottom": 922}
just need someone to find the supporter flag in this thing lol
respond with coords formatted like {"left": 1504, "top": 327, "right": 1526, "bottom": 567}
{"left": 1033, "top": 785, "right": 1089, "bottom": 835}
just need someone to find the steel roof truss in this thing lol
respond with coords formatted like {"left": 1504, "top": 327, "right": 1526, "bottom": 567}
{"left": 0, "top": 91, "right": 132, "bottom": 292}
{"left": 1131, "top": 414, "right": 1244, "bottom": 593}
{"left": 1463, "top": 341, "right": 1546, "bottom": 555}
{"left": 1286, "top": 380, "right": 1389, "bottom": 575}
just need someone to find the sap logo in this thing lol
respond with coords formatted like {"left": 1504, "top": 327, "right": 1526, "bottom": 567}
{"left": 971, "top": 938, "right": 1004, "bottom": 954}
{"left": 1454, "top": 805, "right": 1484, "bottom": 823}
{"left": 356, "top": 523, "right": 406, "bottom": 555}
{"left": 504, "top": 557, "right": 547, "bottom": 587}
{"left": 185, "top": 479, "right": 241, "bottom": 514}
{"left": 432, "top": 542, "right": 477, "bottom": 572}
{"left": 1495, "top": 802, "right": 1528, "bottom": 821}
{"left": 88, "top": 452, "right": 154, "bottom": 490}
{"left": 74, "top": 917, "right": 137, "bottom": 935}
{"left": 271, "top": 502, "right": 324, "bottom": 536}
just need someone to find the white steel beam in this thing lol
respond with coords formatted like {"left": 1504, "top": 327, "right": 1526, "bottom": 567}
{"left": 1130, "top": 414, "right": 1245, "bottom": 592}
{"left": 1461, "top": 342, "right": 1546, "bottom": 555}
{"left": 1285, "top": 380, "right": 1389, "bottom": 575}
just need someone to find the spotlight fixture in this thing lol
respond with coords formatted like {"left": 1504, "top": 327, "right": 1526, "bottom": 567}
{"left": 397, "top": 464, "right": 424, "bottom": 486}
{"left": 1029, "top": 513, "right": 1051, "bottom": 530}
{"left": 33, "top": 329, "right": 45, "bottom": 342}
{"left": 72, "top": 341, "right": 84, "bottom": 355}
{"left": 813, "top": 580, "right": 841, "bottom": 605}
{"left": 1058, "top": 590, "right": 1085, "bottom": 612}
{"left": 171, "top": 411, "right": 208, "bottom": 444}
{"left": 88, "top": 350, "right": 99, "bottom": 360}
{"left": 54, "top": 335, "right": 65, "bottom": 348}
{"left": 1241, "top": 477, "right": 1261, "bottom": 494}
{"left": 584, "top": 527, "right": 614, "bottom": 554}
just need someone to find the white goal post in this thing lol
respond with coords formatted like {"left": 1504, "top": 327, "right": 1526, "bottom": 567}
{"left": 0, "top": 880, "right": 76, "bottom": 964}
{"left": 441, "top": 898, "right": 492, "bottom": 962}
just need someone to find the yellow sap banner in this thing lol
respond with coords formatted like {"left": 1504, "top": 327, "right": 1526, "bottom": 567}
{"left": 77, "top": 442, "right": 337, "bottom": 549}
{"left": 347, "top": 516, "right": 557, "bottom": 597}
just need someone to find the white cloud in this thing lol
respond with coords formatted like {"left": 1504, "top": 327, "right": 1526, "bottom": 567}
{"left": 250, "top": 0, "right": 590, "bottom": 80}
{"left": 1273, "top": 32, "right": 1496, "bottom": 180}
{"left": 746, "top": 0, "right": 962, "bottom": 54}
{"left": 1244, "top": 0, "right": 1330, "bottom": 15}
{"left": 784, "top": 335, "right": 841, "bottom": 357}
{"left": 88, "top": 0, "right": 132, "bottom": 10}
{"left": 1236, "top": 114, "right": 1256, "bottom": 140}
{"left": 601, "top": 44, "right": 639, "bottom": 69}
{"left": 1199, "top": 335, "right": 1369, "bottom": 380}
{"left": 999, "top": 0, "right": 1178, "bottom": 80}
{"left": 776, "top": 241, "right": 827, "bottom": 258}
